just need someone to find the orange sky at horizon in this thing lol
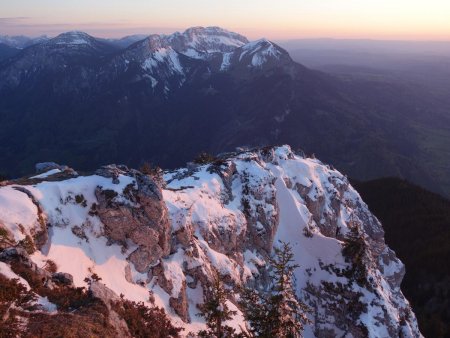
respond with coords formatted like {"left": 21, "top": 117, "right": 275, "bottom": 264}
{"left": 1, "top": 0, "right": 450, "bottom": 41}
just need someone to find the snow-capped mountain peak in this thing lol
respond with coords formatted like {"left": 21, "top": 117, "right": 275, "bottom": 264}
{"left": 116, "top": 26, "right": 252, "bottom": 90}
{"left": 165, "top": 26, "right": 249, "bottom": 58}
{"left": 49, "top": 31, "right": 95, "bottom": 46}
{"left": 0, "top": 27, "right": 297, "bottom": 96}
{"left": 113, "top": 35, "right": 186, "bottom": 91}
{"left": 237, "top": 38, "right": 289, "bottom": 67}
{"left": 218, "top": 38, "right": 292, "bottom": 71}
{"left": 180, "top": 26, "right": 249, "bottom": 50}
{"left": 140, "top": 34, "right": 169, "bottom": 52}
{"left": 241, "top": 38, "right": 278, "bottom": 53}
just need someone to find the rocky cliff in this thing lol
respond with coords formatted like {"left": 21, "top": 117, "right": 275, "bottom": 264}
{"left": 0, "top": 145, "right": 422, "bottom": 337}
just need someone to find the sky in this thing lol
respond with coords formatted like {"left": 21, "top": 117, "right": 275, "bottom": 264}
{"left": 1, "top": 0, "right": 450, "bottom": 40}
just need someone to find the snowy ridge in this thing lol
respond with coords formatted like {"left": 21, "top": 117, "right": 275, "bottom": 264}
{"left": 113, "top": 26, "right": 288, "bottom": 91}
{"left": 49, "top": 31, "right": 95, "bottom": 46}
{"left": 0, "top": 146, "right": 422, "bottom": 337}
{"left": 0, "top": 27, "right": 294, "bottom": 94}
{"left": 238, "top": 39, "right": 284, "bottom": 67}
{"left": 142, "top": 47, "right": 184, "bottom": 77}
{"left": 112, "top": 35, "right": 187, "bottom": 91}
{"left": 165, "top": 26, "right": 249, "bottom": 59}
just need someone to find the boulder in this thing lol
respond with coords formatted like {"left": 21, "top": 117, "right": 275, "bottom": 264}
{"left": 35, "top": 162, "right": 67, "bottom": 174}
{"left": 95, "top": 164, "right": 129, "bottom": 184}
{"left": 0, "top": 246, "right": 30, "bottom": 262}
{"left": 52, "top": 272, "right": 74, "bottom": 286}
{"left": 89, "top": 281, "right": 131, "bottom": 338}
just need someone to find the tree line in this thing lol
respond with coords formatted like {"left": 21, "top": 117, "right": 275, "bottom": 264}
{"left": 196, "top": 241, "right": 311, "bottom": 338}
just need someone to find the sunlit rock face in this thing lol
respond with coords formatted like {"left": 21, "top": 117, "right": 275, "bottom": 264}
{"left": 94, "top": 165, "right": 171, "bottom": 273}
{"left": 0, "top": 145, "right": 422, "bottom": 337}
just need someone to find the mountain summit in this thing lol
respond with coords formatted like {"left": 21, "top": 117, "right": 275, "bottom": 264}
{"left": 166, "top": 26, "right": 249, "bottom": 57}
{"left": 222, "top": 38, "right": 293, "bottom": 71}
{"left": 0, "top": 145, "right": 422, "bottom": 336}
{"left": 49, "top": 31, "right": 95, "bottom": 45}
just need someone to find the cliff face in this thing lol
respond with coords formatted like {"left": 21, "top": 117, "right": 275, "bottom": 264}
{"left": 0, "top": 145, "right": 422, "bottom": 337}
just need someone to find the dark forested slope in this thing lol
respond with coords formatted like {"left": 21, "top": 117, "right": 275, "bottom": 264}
{"left": 354, "top": 178, "right": 450, "bottom": 338}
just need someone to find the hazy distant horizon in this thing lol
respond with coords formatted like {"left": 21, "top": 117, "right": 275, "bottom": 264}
{"left": 1, "top": 0, "right": 450, "bottom": 40}
{"left": 2, "top": 27, "right": 450, "bottom": 43}
{"left": 2, "top": 27, "right": 450, "bottom": 45}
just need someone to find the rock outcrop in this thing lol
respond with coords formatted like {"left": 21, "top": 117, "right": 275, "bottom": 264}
{"left": 94, "top": 165, "right": 171, "bottom": 273}
{"left": 89, "top": 281, "right": 132, "bottom": 337}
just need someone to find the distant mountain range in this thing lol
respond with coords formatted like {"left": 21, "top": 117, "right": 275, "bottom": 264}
{"left": 0, "top": 33, "right": 150, "bottom": 50}
{"left": 0, "top": 34, "right": 49, "bottom": 49}
{"left": 0, "top": 27, "right": 449, "bottom": 197}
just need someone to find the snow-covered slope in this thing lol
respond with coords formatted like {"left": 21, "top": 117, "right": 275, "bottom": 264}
{"left": 165, "top": 26, "right": 249, "bottom": 59}
{"left": 108, "top": 34, "right": 188, "bottom": 92}
{"left": 0, "top": 146, "right": 422, "bottom": 337}
{"left": 104, "top": 27, "right": 291, "bottom": 93}
{"left": 221, "top": 38, "right": 291, "bottom": 70}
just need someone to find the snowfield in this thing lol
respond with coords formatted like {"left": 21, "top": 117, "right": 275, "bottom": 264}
{"left": 0, "top": 145, "right": 422, "bottom": 337}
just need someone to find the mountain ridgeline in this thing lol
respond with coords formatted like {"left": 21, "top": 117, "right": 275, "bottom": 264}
{"left": 0, "top": 27, "right": 449, "bottom": 197}
{"left": 0, "top": 146, "right": 422, "bottom": 337}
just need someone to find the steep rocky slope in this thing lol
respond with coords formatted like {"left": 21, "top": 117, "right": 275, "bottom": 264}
{"left": 354, "top": 178, "right": 450, "bottom": 338}
{"left": 0, "top": 43, "right": 20, "bottom": 62}
{"left": 0, "top": 146, "right": 421, "bottom": 337}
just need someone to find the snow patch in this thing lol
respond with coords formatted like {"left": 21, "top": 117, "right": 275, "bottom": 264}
{"left": 0, "top": 185, "right": 39, "bottom": 241}
{"left": 30, "top": 169, "right": 62, "bottom": 179}
{"left": 0, "top": 261, "right": 31, "bottom": 290}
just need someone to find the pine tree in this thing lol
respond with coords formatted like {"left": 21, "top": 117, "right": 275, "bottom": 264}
{"left": 342, "top": 225, "right": 366, "bottom": 263}
{"left": 268, "top": 241, "right": 310, "bottom": 338}
{"left": 240, "top": 241, "right": 310, "bottom": 338}
{"left": 197, "top": 270, "right": 238, "bottom": 338}
{"left": 342, "top": 225, "right": 369, "bottom": 287}
{"left": 238, "top": 287, "right": 269, "bottom": 337}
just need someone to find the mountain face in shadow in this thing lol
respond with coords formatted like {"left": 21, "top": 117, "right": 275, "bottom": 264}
{"left": 0, "top": 27, "right": 449, "bottom": 197}
{"left": 353, "top": 177, "right": 450, "bottom": 338}
{"left": 0, "top": 43, "right": 20, "bottom": 61}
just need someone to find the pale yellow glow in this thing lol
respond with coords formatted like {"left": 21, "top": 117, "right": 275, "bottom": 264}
{"left": 1, "top": 0, "right": 450, "bottom": 39}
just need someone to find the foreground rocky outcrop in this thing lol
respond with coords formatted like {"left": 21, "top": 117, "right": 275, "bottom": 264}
{"left": 0, "top": 145, "right": 422, "bottom": 337}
